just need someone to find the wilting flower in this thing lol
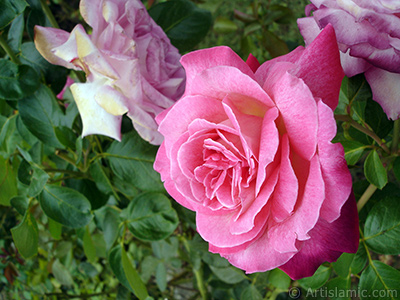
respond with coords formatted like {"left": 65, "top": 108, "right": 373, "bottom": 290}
{"left": 35, "top": 0, "right": 185, "bottom": 144}
{"left": 154, "top": 26, "right": 359, "bottom": 279}
{"left": 298, "top": 0, "right": 400, "bottom": 120}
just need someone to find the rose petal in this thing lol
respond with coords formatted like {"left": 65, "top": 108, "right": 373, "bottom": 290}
{"left": 268, "top": 155, "right": 325, "bottom": 253}
{"left": 255, "top": 107, "right": 280, "bottom": 195}
{"left": 222, "top": 222, "right": 297, "bottom": 273}
{"left": 246, "top": 53, "right": 260, "bottom": 73}
{"left": 265, "top": 70, "right": 318, "bottom": 161}
{"left": 292, "top": 24, "right": 344, "bottom": 110}
{"left": 365, "top": 67, "right": 400, "bottom": 120}
{"left": 70, "top": 82, "right": 122, "bottom": 140}
{"left": 279, "top": 193, "right": 359, "bottom": 280}
{"left": 158, "top": 95, "right": 228, "bottom": 151}
{"left": 270, "top": 134, "right": 298, "bottom": 222}
{"left": 181, "top": 46, "right": 257, "bottom": 95}
{"left": 317, "top": 100, "right": 352, "bottom": 222}
{"left": 189, "top": 66, "right": 275, "bottom": 109}
{"left": 34, "top": 26, "right": 80, "bottom": 70}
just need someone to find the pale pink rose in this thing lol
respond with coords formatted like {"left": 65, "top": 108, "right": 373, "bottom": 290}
{"left": 298, "top": 0, "right": 400, "bottom": 120}
{"left": 154, "top": 26, "right": 359, "bottom": 279}
{"left": 34, "top": 0, "right": 185, "bottom": 144}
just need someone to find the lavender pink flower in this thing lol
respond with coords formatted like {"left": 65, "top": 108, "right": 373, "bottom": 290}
{"left": 298, "top": 0, "right": 400, "bottom": 120}
{"left": 154, "top": 25, "right": 359, "bottom": 279}
{"left": 34, "top": 0, "right": 185, "bottom": 144}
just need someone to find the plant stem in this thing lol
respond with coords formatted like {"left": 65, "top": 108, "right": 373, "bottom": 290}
{"left": 182, "top": 237, "right": 208, "bottom": 300}
{"left": 40, "top": 0, "right": 60, "bottom": 28}
{"left": 44, "top": 168, "right": 86, "bottom": 177}
{"left": 392, "top": 119, "right": 400, "bottom": 154}
{"left": 357, "top": 183, "right": 378, "bottom": 212}
{"left": 0, "top": 34, "right": 20, "bottom": 64}
{"left": 194, "top": 267, "right": 207, "bottom": 300}
{"left": 335, "top": 114, "right": 390, "bottom": 154}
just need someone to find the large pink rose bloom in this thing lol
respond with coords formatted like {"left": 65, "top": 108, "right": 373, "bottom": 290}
{"left": 298, "top": 0, "right": 400, "bottom": 120}
{"left": 154, "top": 26, "right": 359, "bottom": 279}
{"left": 34, "top": 0, "right": 185, "bottom": 144}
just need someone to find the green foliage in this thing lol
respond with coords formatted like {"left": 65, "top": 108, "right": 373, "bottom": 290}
{"left": 364, "top": 197, "right": 400, "bottom": 255}
{"left": 364, "top": 150, "right": 388, "bottom": 189}
{"left": 149, "top": 0, "right": 213, "bottom": 52}
{"left": 0, "top": 0, "right": 27, "bottom": 29}
{"left": 0, "top": 0, "right": 399, "bottom": 299}
{"left": 0, "top": 59, "right": 40, "bottom": 100}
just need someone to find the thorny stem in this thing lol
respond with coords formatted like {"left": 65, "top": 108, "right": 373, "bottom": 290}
{"left": 357, "top": 183, "right": 378, "bottom": 212}
{"left": 40, "top": 0, "right": 60, "bottom": 29}
{"left": 0, "top": 34, "right": 20, "bottom": 64}
{"left": 335, "top": 114, "right": 390, "bottom": 154}
{"left": 391, "top": 119, "right": 400, "bottom": 154}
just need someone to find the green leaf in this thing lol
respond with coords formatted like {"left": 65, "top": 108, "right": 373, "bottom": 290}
{"left": 102, "top": 209, "right": 120, "bottom": 250}
{"left": 89, "top": 161, "right": 114, "bottom": 195}
{"left": 209, "top": 265, "right": 247, "bottom": 284}
{"left": 26, "top": 6, "right": 50, "bottom": 40}
{"left": 359, "top": 261, "right": 400, "bottom": 300}
{"left": 340, "top": 75, "right": 371, "bottom": 123}
{"left": 65, "top": 178, "right": 108, "bottom": 210}
{"left": 364, "top": 150, "right": 387, "bottom": 189}
{"left": 83, "top": 226, "right": 97, "bottom": 263}
{"left": 48, "top": 217, "right": 62, "bottom": 240}
{"left": 0, "top": 0, "right": 27, "bottom": 29}
{"left": 298, "top": 265, "right": 331, "bottom": 290}
{"left": 240, "top": 285, "right": 263, "bottom": 300}
{"left": 393, "top": 157, "right": 400, "bottom": 182}
{"left": 106, "top": 131, "right": 163, "bottom": 191}
{"left": 0, "top": 156, "right": 18, "bottom": 206}
{"left": 140, "top": 256, "right": 160, "bottom": 283}
{"left": 7, "top": 14, "right": 24, "bottom": 53}
{"left": 213, "top": 17, "right": 238, "bottom": 34}
{"left": 364, "top": 197, "right": 400, "bottom": 255}
{"left": 0, "top": 114, "right": 20, "bottom": 157}
{"left": 333, "top": 253, "right": 355, "bottom": 278}
{"left": 40, "top": 185, "right": 93, "bottom": 228}
{"left": 109, "top": 245, "right": 133, "bottom": 292}
{"left": 18, "top": 84, "right": 65, "bottom": 148}
{"left": 10, "top": 196, "right": 29, "bottom": 216}
{"left": 149, "top": 0, "right": 212, "bottom": 52}
{"left": 341, "top": 140, "right": 368, "bottom": 165}
{"left": 325, "top": 276, "right": 351, "bottom": 300}
{"left": 265, "top": 4, "right": 294, "bottom": 25}
{"left": 126, "top": 192, "right": 179, "bottom": 241}
{"left": 19, "top": 42, "right": 69, "bottom": 95}
{"left": 55, "top": 126, "right": 77, "bottom": 150}
{"left": 52, "top": 259, "right": 74, "bottom": 287}
{"left": 155, "top": 262, "right": 167, "bottom": 292}
{"left": 350, "top": 244, "right": 368, "bottom": 275}
{"left": 0, "top": 114, "right": 23, "bottom": 159}
{"left": 121, "top": 246, "right": 149, "bottom": 300}
{"left": 27, "top": 165, "right": 49, "bottom": 197}
{"left": 0, "top": 59, "right": 40, "bottom": 100}
{"left": 261, "top": 29, "right": 289, "bottom": 58}
{"left": 268, "top": 268, "right": 291, "bottom": 290}
{"left": 16, "top": 114, "right": 38, "bottom": 146}
{"left": 11, "top": 209, "right": 38, "bottom": 259}
{"left": 365, "top": 97, "right": 393, "bottom": 140}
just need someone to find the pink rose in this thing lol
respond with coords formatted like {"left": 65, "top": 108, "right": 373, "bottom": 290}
{"left": 298, "top": 0, "right": 400, "bottom": 119}
{"left": 34, "top": 0, "right": 185, "bottom": 144}
{"left": 154, "top": 26, "right": 359, "bottom": 279}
